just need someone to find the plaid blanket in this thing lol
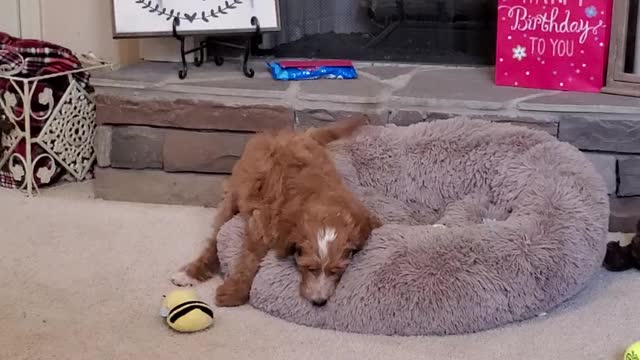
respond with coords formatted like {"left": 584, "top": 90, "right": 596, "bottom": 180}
{"left": 0, "top": 32, "right": 92, "bottom": 189}
{"left": 0, "top": 32, "right": 91, "bottom": 87}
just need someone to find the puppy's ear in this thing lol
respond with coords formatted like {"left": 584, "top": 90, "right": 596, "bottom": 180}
{"left": 293, "top": 243, "right": 302, "bottom": 264}
{"left": 288, "top": 224, "right": 307, "bottom": 259}
{"left": 347, "top": 212, "right": 382, "bottom": 251}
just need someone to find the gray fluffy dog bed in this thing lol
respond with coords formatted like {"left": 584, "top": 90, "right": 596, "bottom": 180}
{"left": 216, "top": 118, "right": 609, "bottom": 336}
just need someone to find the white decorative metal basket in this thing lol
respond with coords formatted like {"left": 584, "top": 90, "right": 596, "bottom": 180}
{"left": 0, "top": 55, "right": 111, "bottom": 196}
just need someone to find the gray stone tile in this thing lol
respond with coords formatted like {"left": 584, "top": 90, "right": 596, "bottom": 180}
{"left": 619, "top": 157, "right": 640, "bottom": 196}
{"left": 94, "top": 126, "right": 112, "bottom": 167}
{"left": 583, "top": 153, "right": 617, "bottom": 194}
{"left": 94, "top": 167, "right": 226, "bottom": 207}
{"left": 473, "top": 114, "right": 559, "bottom": 136}
{"left": 422, "top": 112, "right": 461, "bottom": 121}
{"left": 93, "top": 62, "right": 176, "bottom": 84}
{"left": 610, "top": 196, "right": 640, "bottom": 233}
{"left": 559, "top": 116, "right": 640, "bottom": 153}
{"left": 96, "top": 93, "right": 294, "bottom": 131}
{"left": 388, "top": 110, "right": 424, "bottom": 126}
{"left": 359, "top": 66, "right": 415, "bottom": 80}
{"left": 183, "top": 77, "right": 289, "bottom": 92}
{"left": 161, "top": 76, "right": 288, "bottom": 98}
{"left": 298, "top": 77, "right": 387, "bottom": 104}
{"left": 93, "top": 61, "right": 270, "bottom": 88}
{"left": 416, "top": 112, "right": 559, "bottom": 136}
{"left": 393, "top": 68, "right": 551, "bottom": 110}
{"left": 519, "top": 92, "right": 640, "bottom": 114}
{"left": 110, "top": 126, "right": 165, "bottom": 170}
{"left": 163, "top": 130, "right": 251, "bottom": 173}
{"left": 170, "top": 60, "right": 269, "bottom": 81}
{"left": 295, "top": 110, "right": 385, "bottom": 128}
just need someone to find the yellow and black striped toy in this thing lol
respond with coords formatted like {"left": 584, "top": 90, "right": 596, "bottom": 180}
{"left": 160, "top": 289, "right": 214, "bottom": 333}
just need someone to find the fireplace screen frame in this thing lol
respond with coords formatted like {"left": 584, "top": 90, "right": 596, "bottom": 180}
{"left": 603, "top": 0, "right": 640, "bottom": 97}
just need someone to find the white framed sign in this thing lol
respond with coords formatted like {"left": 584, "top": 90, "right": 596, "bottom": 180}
{"left": 111, "top": 0, "right": 280, "bottom": 38}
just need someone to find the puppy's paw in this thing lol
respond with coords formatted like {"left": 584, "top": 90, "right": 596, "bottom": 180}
{"left": 171, "top": 261, "right": 215, "bottom": 286}
{"left": 603, "top": 241, "right": 634, "bottom": 272}
{"left": 170, "top": 271, "right": 198, "bottom": 287}
{"left": 215, "top": 281, "right": 249, "bottom": 307}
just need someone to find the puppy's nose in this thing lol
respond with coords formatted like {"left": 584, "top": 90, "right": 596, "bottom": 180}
{"left": 311, "top": 298, "right": 327, "bottom": 307}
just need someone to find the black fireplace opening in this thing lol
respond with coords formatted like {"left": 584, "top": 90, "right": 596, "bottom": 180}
{"left": 624, "top": 0, "right": 639, "bottom": 73}
{"left": 261, "top": 0, "right": 497, "bottom": 65}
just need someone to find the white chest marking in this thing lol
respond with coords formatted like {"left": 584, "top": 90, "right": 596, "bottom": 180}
{"left": 316, "top": 227, "right": 337, "bottom": 259}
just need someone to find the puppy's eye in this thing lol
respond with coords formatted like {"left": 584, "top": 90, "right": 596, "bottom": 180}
{"left": 345, "top": 249, "right": 358, "bottom": 259}
{"left": 327, "top": 267, "right": 345, "bottom": 277}
{"left": 304, "top": 267, "right": 321, "bottom": 277}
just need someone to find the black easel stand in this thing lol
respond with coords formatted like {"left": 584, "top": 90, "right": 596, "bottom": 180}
{"left": 172, "top": 16, "right": 262, "bottom": 80}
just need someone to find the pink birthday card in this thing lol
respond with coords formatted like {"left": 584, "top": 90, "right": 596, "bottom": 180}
{"left": 495, "top": 0, "right": 613, "bottom": 92}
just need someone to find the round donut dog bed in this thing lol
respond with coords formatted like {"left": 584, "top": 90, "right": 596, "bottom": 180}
{"left": 216, "top": 118, "right": 609, "bottom": 336}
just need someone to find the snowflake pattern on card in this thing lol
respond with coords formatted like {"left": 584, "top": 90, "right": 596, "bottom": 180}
{"left": 513, "top": 45, "right": 527, "bottom": 60}
{"left": 495, "top": 0, "right": 613, "bottom": 92}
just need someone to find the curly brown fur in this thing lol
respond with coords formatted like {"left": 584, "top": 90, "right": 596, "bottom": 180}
{"left": 172, "top": 118, "right": 381, "bottom": 307}
{"left": 603, "top": 220, "right": 640, "bottom": 271}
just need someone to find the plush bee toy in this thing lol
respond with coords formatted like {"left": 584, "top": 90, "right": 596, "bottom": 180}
{"left": 160, "top": 289, "right": 214, "bottom": 333}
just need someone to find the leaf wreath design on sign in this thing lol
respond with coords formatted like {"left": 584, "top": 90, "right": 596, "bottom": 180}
{"left": 135, "top": 0, "right": 243, "bottom": 23}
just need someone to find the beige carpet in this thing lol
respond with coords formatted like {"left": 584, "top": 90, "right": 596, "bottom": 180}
{"left": 0, "top": 183, "right": 638, "bottom": 360}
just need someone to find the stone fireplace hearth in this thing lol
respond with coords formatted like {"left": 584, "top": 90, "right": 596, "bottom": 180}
{"left": 91, "top": 61, "right": 640, "bottom": 232}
